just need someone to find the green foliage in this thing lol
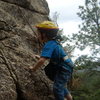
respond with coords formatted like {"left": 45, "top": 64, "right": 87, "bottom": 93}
{"left": 72, "top": 0, "right": 100, "bottom": 60}
{"left": 75, "top": 55, "right": 100, "bottom": 70}
{"left": 71, "top": 1, "right": 100, "bottom": 97}
{"left": 72, "top": 70, "right": 100, "bottom": 100}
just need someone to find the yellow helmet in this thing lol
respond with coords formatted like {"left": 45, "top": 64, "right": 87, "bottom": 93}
{"left": 36, "top": 21, "right": 59, "bottom": 29}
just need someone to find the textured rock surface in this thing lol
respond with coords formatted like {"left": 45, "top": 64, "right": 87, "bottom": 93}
{"left": 0, "top": 0, "right": 54, "bottom": 100}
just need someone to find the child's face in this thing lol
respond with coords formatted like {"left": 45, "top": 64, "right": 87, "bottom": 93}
{"left": 38, "top": 31, "right": 43, "bottom": 43}
{"left": 37, "top": 31, "right": 46, "bottom": 43}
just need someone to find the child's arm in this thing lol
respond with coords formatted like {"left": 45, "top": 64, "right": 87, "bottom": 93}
{"left": 29, "top": 57, "right": 48, "bottom": 72}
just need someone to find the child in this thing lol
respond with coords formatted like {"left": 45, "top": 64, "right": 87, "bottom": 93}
{"left": 29, "top": 21, "right": 74, "bottom": 100}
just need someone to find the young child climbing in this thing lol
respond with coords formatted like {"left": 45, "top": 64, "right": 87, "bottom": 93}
{"left": 29, "top": 21, "right": 74, "bottom": 100}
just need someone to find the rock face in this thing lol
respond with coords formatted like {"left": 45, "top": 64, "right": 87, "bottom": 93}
{"left": 0, "top": 0, "right": 54, "bottom": 100}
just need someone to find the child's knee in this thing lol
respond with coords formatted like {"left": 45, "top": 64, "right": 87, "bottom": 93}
{"left": 65, "top": 93, "right": 73, "bottom": 100}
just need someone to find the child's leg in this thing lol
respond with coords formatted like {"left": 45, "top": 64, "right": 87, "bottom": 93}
{"left": 64, "top": 88, "right": 73, "bottom": 100}
{"left": 65, "top": 93, "right": 73, "bottom": 100}
{"left": 53, "top": 70, "right": 72, "bottom": 100}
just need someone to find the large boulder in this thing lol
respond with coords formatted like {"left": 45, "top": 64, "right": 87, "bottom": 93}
{"left": 0, "top": 0, "right": 54, "bottom": 100}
